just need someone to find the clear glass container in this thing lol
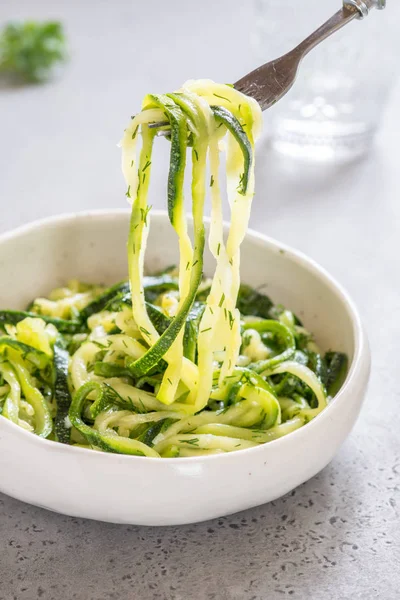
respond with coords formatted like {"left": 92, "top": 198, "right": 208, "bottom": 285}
{"left": 252, "top": 0, "right": 399, "bottom": 161}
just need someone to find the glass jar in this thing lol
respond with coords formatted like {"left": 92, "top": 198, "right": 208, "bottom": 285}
{"left": 252, "top": 0, "right": 398, "bottom": 161}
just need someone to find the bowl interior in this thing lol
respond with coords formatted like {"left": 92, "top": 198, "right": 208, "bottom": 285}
{"left": 0, "top": 210, "right": 355, "bottom": 361}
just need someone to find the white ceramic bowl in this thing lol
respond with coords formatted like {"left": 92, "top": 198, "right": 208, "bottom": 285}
{"left": 0, "top": 210, "right": 370, "bottom": 525}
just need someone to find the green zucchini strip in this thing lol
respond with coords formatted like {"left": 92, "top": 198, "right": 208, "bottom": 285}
{"left": 53, "top": 342, "right": 72, "bottom": 444}
{"left": 221, "top": 95, "right": 256, "bottom": 383}
{"left": 194, "top": 417, "right": 305, "bottom": 444}
{"left": 124, "top": 116, "right": 158, "bottom": 346}
{"left": 242, "top": 320, "right": 296, "bottom": 373}
{"left": 183, "top": 302, "right": 205, "bottom": 363}
{"left": 194, "top": 88, "right": 257, "bottom": 406}
{"left": 11, "top": 354, "right": 52, "bottom": 437}
{"left": 0, "top": 338, "right": 52, "bottom": 436}
{"left": 0, "top": 362, "right": 21, "bottom": 424}
{"left": 79, "top": 281, "right": 130, "bottom": 322}
{"left": 155, "top": 432, "right": 258, "bottom": 454}
{"left": 263, "top": 360, "right": 327, "bottom": 419}
{"left": 69, "top": 382, "right": 160, "bottom": 457}
{"left": 125, "top": 94, "right": 206, "bottom": 403}
{"left": 0, "top": 336, "right": 50, "bottom": 370}
{"left": 194, "top": 128, "right": 229, "bottom": 411}
{"left": 145, "top": 302, "right": 171, "bottom": 335}
{"left": 0, "top": 310, "right": 81, "bottom": 334}
{"left": 156, "top": 92, "right": 209, "bottom": 403}
{"left": 212, "top": 366, "right": 281, "bottom": 428}
{"left": 102, "top": 276, "right": 179, "bottom": 312}
{"left": 152, "top": 399, "right": 262, "bottom": 451}
{"left": 325, "top": 352, "right": 348, "bottom": 397}
{"left": 143, "top": 94, "right": 195, "bottom": 404}
{"left": 211, "top": 105, "right": 252, "bottom": 194}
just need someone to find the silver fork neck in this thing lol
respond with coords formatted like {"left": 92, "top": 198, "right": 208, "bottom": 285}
{"left": 344, "top": 0, "right": 386, "bottom": 19}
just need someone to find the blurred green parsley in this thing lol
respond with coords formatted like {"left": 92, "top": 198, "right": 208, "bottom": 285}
{"left": 0, "top": 20, "right": 67, "bottom": 83}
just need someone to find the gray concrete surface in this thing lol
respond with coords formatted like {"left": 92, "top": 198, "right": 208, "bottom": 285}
{"left": 0, "top": 1, "right": 399, "bottom": 599}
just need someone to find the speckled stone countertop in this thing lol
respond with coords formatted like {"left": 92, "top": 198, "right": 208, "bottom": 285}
{"left": 0, "top": 1, "right": 399, "bottom": 598}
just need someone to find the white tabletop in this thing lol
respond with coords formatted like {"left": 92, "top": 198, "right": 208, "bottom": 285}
{"left": 0, "top": 1, "right": 399, "bottom": 599}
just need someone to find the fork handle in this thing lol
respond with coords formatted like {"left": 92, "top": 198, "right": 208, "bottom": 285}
{"left": 294, "top": 8, "right": 359, "bottom": 59}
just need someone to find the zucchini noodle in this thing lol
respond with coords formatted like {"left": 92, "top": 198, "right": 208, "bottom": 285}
{"left": 0, "top": 80, "right": 348, "bottom": 457}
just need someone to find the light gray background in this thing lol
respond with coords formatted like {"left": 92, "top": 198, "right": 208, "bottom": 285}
{"left": 0, "top": 1, "right": 399, "bottom": 599}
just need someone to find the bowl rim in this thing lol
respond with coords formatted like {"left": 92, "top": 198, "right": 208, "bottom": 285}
{"left": 0, "top": 209, "right": 369, "bottom": 464}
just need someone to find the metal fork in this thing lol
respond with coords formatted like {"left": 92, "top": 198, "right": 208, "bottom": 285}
{"left": 150, "top": 0, "right": 386, "bottom": 133}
